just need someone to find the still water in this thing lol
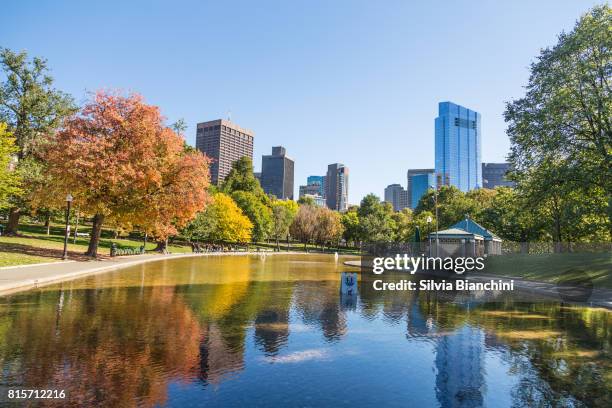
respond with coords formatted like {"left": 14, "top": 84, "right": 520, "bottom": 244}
{"left": 0, "top": 254, "right": 610, "bottom": 407}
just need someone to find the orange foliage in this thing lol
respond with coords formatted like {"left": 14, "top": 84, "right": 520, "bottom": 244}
{"left": 43, "top": 90, "right": 210, "bottom": 239}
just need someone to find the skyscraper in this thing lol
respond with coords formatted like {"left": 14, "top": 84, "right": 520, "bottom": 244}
{"left": 306, "top": 175, "right": 326, "bottom": 197}
{"left": 260, "top": 146, "right": 295, "bottom": 199}
{"left": 407, "top": 168, "right": 434, "bottom": 209}
{"left": 384, "top": 184, "right": 408, "bottom": 212}
{"left": 410, "top": 172, "right": 436, "bottom": 209}
{"left": 196, "top": 119, "right": 254, "bottom": 185}
{"left": 482, "top": 163, "right": 514, "bottom": 189}
{"left": 326, "top": 163, "right": 349, "bottom": 211}
{"left": 435, "top": 102, "right": 482, "bottom": 192}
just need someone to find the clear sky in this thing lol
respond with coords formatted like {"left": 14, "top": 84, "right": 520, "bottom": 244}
{"left": 2, "top": 0, "right": 601, "bottom": 204}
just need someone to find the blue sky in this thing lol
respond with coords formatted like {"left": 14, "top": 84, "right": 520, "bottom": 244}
{"left": 2, "top": 0, "right": 601, "bottom": 204}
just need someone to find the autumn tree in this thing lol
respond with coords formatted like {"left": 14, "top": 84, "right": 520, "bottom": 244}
{"left": 0, "top": 48, "right": 75, "bottom": 234}
{"left": 184, "top": 193, "right": 252, "bottom": 243}
{"left": 43, "top": 91, "right": 210, "bottom": 257}
{"left": 0, "top": 123, "right": 20, "bottom": 209}
{"left": 290, "top": 204, "right": 317, "bottom": 249}
{"left": 313, "top": 207, "right": 344, "bottom": 249}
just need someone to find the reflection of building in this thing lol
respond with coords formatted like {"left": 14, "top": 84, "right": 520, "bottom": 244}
{"left": 435, "top": 325, "right": 485, "bottom": 408}
{"left": 435, "top": 102, "right": 482, "bottom": 192}
{"left": 196, "top": 119, "right": 254, "bottom": 185}
{"left": 326, "top": 163, "right": 349, "bottom": 211}
{"left": 260, "top": 146, "right": 294, "bottom": 199}
{"left": 254, "top": 309, "right": 290, "bottom": 355}
{"left": 482, "top": 163, "right": 514, "bottom": 189}
{"left": 408, "top": 169, "right": 435, "bottom": 209}
{"left": 199, "top": 323, "right": 245, "bottom": 385}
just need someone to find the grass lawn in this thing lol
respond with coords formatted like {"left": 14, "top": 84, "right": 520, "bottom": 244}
{"left": 0, "top": 222, "right": 191, "bottom": 267}
{"left": 484, "top": 252, "right": 612, "bottom": 289}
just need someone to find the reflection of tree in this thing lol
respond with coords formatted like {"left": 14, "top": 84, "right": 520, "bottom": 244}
{"left": 475, "top": 304, "right": 611, "bottom": 407}
{"left": 0, "top": 286, "right": 201, "bottom": 407}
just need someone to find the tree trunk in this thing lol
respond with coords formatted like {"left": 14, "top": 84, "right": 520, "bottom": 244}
{"left": 155, "top": 239, "right": 168, "bottom": 253}
{"left": 45, "top": 214, "right": 51, "bottom": 235}
{"left": 86, "top": 214, "right": 105, "bottom": 257}
{"left": 5, "top": 207, "right": 21, "bottom": 235}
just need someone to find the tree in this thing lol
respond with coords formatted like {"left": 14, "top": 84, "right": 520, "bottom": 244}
{"left": 390, "top": 208, "right": 413, "bottom": 242}
{"left": 505, "top": 5, "right": 611, "bottom": 237}
{"left": 313, "top": 207, "right": 343, "bottom": 249}
{"left": 221, "top": 156, "right": 267, "bottom": 199}
{"left": 357, "top": 194, "right": 394, "bottom": 242}
{"left": 43, "top": 91, "right": 210, "bottom": 256}
{"left": 231, "top": 191, "right": 272, "bottom": 242}
{"left": 0, "top": 123, "right": 20, "bottom": 209}
{"left": 297, "top": 195, "right": 315, "bottom": 206}
{"left": 0, "top": 48, "right": 76, "bottom": 234}
{"left": 270, "top": 200, "right": 298, "bottom": 250}
{"left": 184, "top": 193, "right": 252, "bottom": 243}
{"left": 415, "top": 186, "right": 474, "bottom": 229}
{"left": 290, "top": 204, "right": 317, "bottom": 249}
{"left": 341, "top": 209, "right": 360, "bottom": 247}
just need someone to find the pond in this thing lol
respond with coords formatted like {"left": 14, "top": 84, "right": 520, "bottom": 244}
{"left": 0, "top": 254, "right": 610, "bottom": 407}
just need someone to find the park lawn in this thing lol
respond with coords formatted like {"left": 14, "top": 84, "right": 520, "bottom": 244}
{"left": 484, "top": 252, "right": 612, "bottom": 289}
{"left": 0, "top": 222, "right": 191, "bottom": 267}
{"left": 0, "top": 251, "right": 57, "bottom": 268}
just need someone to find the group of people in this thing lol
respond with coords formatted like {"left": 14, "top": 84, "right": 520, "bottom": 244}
{"left": 190, "top": 243, "right": 243, "bottom": 253}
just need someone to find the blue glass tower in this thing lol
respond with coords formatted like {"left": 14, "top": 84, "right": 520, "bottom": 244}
{"left": 435, "top": 102, "right": 482, "bottom": 192}
{"left": 410, "top": 172, "right": 435, "bottom": 209}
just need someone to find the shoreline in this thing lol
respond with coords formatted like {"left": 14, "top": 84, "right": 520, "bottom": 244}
{"left": 0, "top": 251, "right": 313, "bottom": 297}
{"left": 343, "top": 260, "right": 612, "bottom": 310}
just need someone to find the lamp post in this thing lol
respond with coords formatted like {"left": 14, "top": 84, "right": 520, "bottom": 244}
{"left": 62, "top": 194, "right": 73, "bottom": 260}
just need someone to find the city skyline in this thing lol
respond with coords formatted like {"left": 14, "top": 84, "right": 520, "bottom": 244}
{"left": 1, "top": 0, "right": 601, "bottom": 204}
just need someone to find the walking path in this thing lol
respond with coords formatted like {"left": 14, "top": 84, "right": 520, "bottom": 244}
{"left": 0, "top": 251, "right": 293, "bottom": 296}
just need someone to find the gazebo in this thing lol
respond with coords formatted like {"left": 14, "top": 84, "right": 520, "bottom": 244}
{"left": 451, "top": 217, "right": 503, "bottom": 255}
{"left": 428, "top": 228, "right": 485, "bottom": 258}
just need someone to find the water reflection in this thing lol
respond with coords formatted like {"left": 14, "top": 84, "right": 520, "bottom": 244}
{"left": 0, "top": 254, "right": 609, "bottom": 407}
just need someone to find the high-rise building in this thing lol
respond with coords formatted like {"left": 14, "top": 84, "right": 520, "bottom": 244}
{"left": 384, "top": 184, "right": 408, "bottom": 212}
{"left": 306, "top": 175, "right": 326, "bottom": 197}
{"left": 435, "top": 102, "right": 482, "bottom": 192}
{"left": 326, "top": 163, "right": 349, "bottom": 211}
{"left": 410, "top": 172, "right": 436, "bottom": 209}
{"left": 407, "top": 169, "right": 434, "bottom": 209}
{"left": 260, "top": 146, "right": 294, "bottom": 199}
{"left": 196, "top": 119, "right": 254, "bottom": 185}
{"left": 399, "top": 190, "right": 410, "bottom": 211}
{"left": 482, "top": 163, "right": 514, "bottom": 189}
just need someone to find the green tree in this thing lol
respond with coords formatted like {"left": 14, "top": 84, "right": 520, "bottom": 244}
{"left": 390, "top": 208, "right": 413, "bottom": 242}
{"left": 297, "top": 195, "right": 315, "bottom": 206}
{"left": 357, "top": 194, "right": 395, "bottom": 242}
{"left": 221, "top": 156, "right": 267, "bottom": 200}
{"left": 0, "top": 123, "right": 20, "bottom": 209}
{"left": 270, "top": 200, "right": 298, "bottom": 250}
{"left": 415, "top": 186, "right": 475, "bottom": 229}
{"left": 341, "top": 209, "right": 360, "bottom": 246}
{"left": 505, "top": 5, "right": 611, "bottom": 238}
{"left": 0, "top": 48, "right": 76, "bottom": 234}
{"left": 231, "top": 191, "right": 272, "bottom": 242}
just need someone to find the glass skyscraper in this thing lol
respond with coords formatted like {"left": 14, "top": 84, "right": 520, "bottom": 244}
{"left": 435, "top": 102, "right": 482, "bottom": 192}
{"left": 410, "top": 172, "right": 435, "bottom": 209}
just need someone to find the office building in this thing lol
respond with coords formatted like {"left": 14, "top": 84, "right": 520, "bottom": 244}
{"left": 196, "top": 119, "right": 254, "bottom": 185}
{"left": 306, "top": 175, "right": 326, "bottom": 197}
{"left": 399, "top": 189, "right": 410, "bottom": 211}
{"left": 326, "top": 163, "right": 349, "bottom": 211}
{"left": 482, "top": 163, "right": 514, "bottom": 189}
{"left": 435, "top": 102, "right": 482, "bottom": 192}
{"left": 407, "top": 169, "right": 434, "bottom": 209}
{"left": 260, "top": 146, "right": 294, "bottom": 200}
{"left": 384, "top": 184, "right": 408, "bottom": 212}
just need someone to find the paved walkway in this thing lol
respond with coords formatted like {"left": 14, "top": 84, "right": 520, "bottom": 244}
{"left": 0, "top": 251, "right": 279, "bottom": 296}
